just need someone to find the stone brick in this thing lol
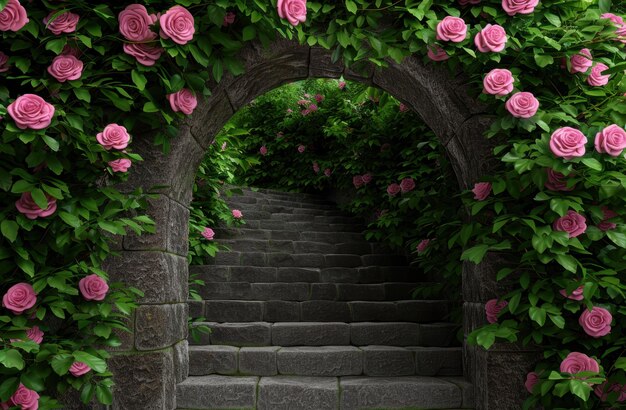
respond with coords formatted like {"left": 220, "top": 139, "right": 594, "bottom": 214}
{"left": 204, "top": 300, "right": 264, "bottom": 322}
{"left": 443, "top": 377, "right": 475, "bottom": 408}
{"left": 396, "top": 300, "right": 449, "bottom": 322}
{"left": 109, "top": 349, "right": 175, "bottom": 410}
{"left": 321, "top": 267, "right": 359, "bottom": 283}
{"left": 276, "top": 267, "right": 321, "bottom": 282}
{"left": 241, "top": 251, "right": 267, "bottom": 266}
{"left": 310, "top": 283, "right": 337, "bottom": 300}
{"left": 272, "top": 323, "right": 350, "bottom": 346}
{"left": 229, "top": 266, "right": 277, "bottom": 282}
{"left": 188, "top": 345, "right": 238, "bottom": 376}
{"left": 337, "top": 284, "right": 385, "bottom": 301}
{"left": 239, "top": 346, "right": 280, "bottom": 376}
{"left": 349, "top": 302, "right": 397, "bottom": 322}
{"left": 187, "top": 300, "right": 204, "bottom": 319}
{"left": 176, "top": 375, "right": 259, "bottom": 409}
{"left": 301, "top": 301, "right": 351, "bottom": 322}
{"left": 264, "top": 300, "right": 301, "bottom": 322}
{"left": 209, "top": 322, "right": 271, "bottom": 347}
{"left": 251, "top": 283, "right": 310, "bottom": 301}
{"left": 108, "top": 311, "right": 135, "bottom": 353}
{"left": 383, "top": 282, "right": 418, "bottom": 300}
{"left": 199, "top": 282, "right": 252, "bottom": 300}
{"left": 104, "top": 251, "right": 187, "bottom": 304}
{"left": 258, "top": 376, "right": 339, "bottom": 410}
{"left": 362, "top": 346, "right": 414, "bottom": 376}
{"left": 271, "top": 230, "right": 301, "bottom": 240}
{"left": 325, "top": 254, "right": 362, "bottom": 268}
{"left": 190, "top": 265, "right": 229, "bottom": 282}
{"left": 277, "top": 346, "right": 362, "bottom": 376}
{"left": 293, "top": 241, "right": 335, "bottom": 254}
{"left": 411, "top": 347, "right": 463, "bottom": 376}
{"left": 351, "top": 322, "right": 420, "bottom": 346}
{"left": 208, "top": 251, "right": 241, "bottom": 265}
{"left": 340, "top": 376, "right": 463, "bottom": 409}
{"left": 418, "top": 323, "right": 460, "bottom": 347}
{"left": 335, "top": 242, "right": 371, "bottom": 255}
{"left": 135, "top": 303, "right": 187, "bottom": 351}
{"left": 173, "top": 340, "right": 189, "bottom": 383}
{"left": 268, "top": 253, "right": 325, "bottom": 267}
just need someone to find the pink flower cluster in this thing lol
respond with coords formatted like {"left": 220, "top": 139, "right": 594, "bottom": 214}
{"left": 168, "top": 89, "right": 198, "bottom": 115}
{"left": 386, "top": 178, "right": 415, "bottom": 196}
{"left": 579, "top": 306, "right": 612, "bottom": 338}
{"left": 232, "top": 209, "right": 243, "bottom": 219}
{"left": 416, "top": 239, "right": 430, "bottom": 253}
{"left": 560, "top": 352, "right": 599, "bottom": 378}
{"left": 79, "top": 274, "right": 109, "bottom": 301}
{"left": 277, "top": 0, "right": 307, "bottom": 26}
{"left": 353, "top": 173, "right": 373, "bottom": 189}
{"left": 0, "top": 0, "right": 29, "bottom": 32}
{"left": 0, "top": 384, "right": 39, "bottom": 410}
{"left": 70, "top": 362, "right": 91, "bottom": 377}
{"left": 549, "top": 125, "right": 626, "bottom": 160}
{"left": 202, "top": 227, "right": 215, "bottom": 240}
{"left": 485, "top": 298, "right": 507, "bottom": 323}
{"left": 553, "top": 210, "right": 586, "bottom": 238}
{"left": 472, "top": 182, "right": 491, "bottom": 201}
{"left": 259, "top": 145, "right": 268, "bottom": 156}
{"left": 15, "top": 192, "right": 57, "bottom": 220}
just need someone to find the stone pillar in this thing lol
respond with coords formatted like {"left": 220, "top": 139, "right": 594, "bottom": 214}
{"left": 462, "top": 254, "right": 540, "bottom": 409}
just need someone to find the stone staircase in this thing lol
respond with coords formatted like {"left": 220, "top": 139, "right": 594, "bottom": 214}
{"left": 177, "top": 187, "right": 474, "bottom": 410}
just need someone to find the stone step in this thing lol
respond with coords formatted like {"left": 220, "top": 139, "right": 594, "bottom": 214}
{"left": 223, "top": 219, "right": 364, "bottom": 232}
{"left": 224, "top": 187, "right": 334, "bottom": 203}
{"left": 190, "top": 265, "right": 427, "bottom": 285}
{"left": 218, "top": 239, "right": 394, "bottom": 256}
{"left": 176, "top": 375, "right": 473, "bottom": 409}
{"left": 225, "top": 212, "right": 363, "bottom": 225}
{"left": 225, "top": 197, "right": 337, "bottom": 210}
{"left": 222, "top": 202, "right": 344, "bottom": 215}
{"left": 211, "top": 228, "right": 367, "bottom": 243}
{"left": 194, "top": 281, "right": 423, "bottom": 301}
{"left": 188, "top": 322, "right": 459, "bottom": 347}
{"left": 206, "top": 252, "right": 406, "bottom": 268}
{"left": 188, "top": 345, "right": 463, "bottom": 377}
{"left": 194, "top": 299, "right": 449, "bottom": 323}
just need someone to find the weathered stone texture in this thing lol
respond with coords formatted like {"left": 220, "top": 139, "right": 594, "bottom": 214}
{"left": 135, "top": 303, "right": 188, "bottom": 351}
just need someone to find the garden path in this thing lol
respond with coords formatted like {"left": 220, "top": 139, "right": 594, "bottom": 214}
{"left": 178, "top": 187, "right": 473, "bottom": 409}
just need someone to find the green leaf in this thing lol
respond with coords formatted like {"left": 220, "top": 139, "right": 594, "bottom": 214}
{"left": 0, "top": 349, "right": 25, "bottom": 370}
{"left": 345, "top": 0, "right": 358, "bottom": 13}
{"left": 555, "top": 254, "right": 577, "bottom": 273}
{"left": 607, "top": 230, "right": 626, "bottom": 248}
{"left": 242, "top": 25, "right": 256, "bottom": 42}
{"left": 42, "top": 135, "right": 60, "bottom": 152}
{"left": 529, "top": 307, "right": 546, "bottom": 326}
{"left": 96, "top": 385, "right": 113, "bottom": 405}
{"left": 0, "top": 377, "right": 19, "bottom": 402}
{"left": 460, "top": 244, "right": 489, "bottom": 264}
{"left": 581, "top": 158, "right": 602, "bottom": 171}
{"left": 73, "top": 351, "right": 107, "bottom": 373}
{"left": 131, "top": 70, "right": 147, "bottom": 91}
{"left": 1, "top": 220, "right": 18, "bottom": 242}
{"left": 59, "top": 212, "right": 81, "bottom": 228}
{"left": 476, "top": 330, "right": 495, "bottom": 349}
{"left": 51, "top": 353, "right": 74, "bottom": 375}
{"left": 544, "top": 13, "right": 561, "bottom": 27}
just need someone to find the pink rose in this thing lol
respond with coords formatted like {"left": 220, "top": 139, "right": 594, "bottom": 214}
{"left": 7, "top": 94, "right": 55, "bottom": 130}
{"left": 560, "top": 285, "right": 584, "bottom": 301}
{"left": 277, "top": 0, "right": 307, "bottom": 26}
{"left": 399, "top": 103, "right": 409, "bottom": 112}
{"left": 545, "top": 168, "right": 574, "bottom": 191}
{"left": 400, "top": 178, "right": 415, "bottom": 193}
{"left": 579, "top": 306, "right": 612, "bottom": 338}
{"left": 525, "top": 372, "right": 539, "bottom": 393}
{"left": 472, "top": 182, "right": 491, "bottom": 201}
{"left": 118, "top": 4, "right": 157, "bottom": 41}
{"left": 427, "top": 46, "right": 449, "bottom": 62}
{"left": 587, "top": 63, "right": 610, "bottom": 87}
{"left": 168, "top": 88, "right": 197, "bottom": 115}
{"left": 0, "top": 0, "right": 29, "bottom": 32}
{"left": 259, "top": 146, "right": 267, "bottom": 156}
{"left": 15, "top": 192, "right": 57, "bottom": 220}
{"left": 47, "top": 54, "right": 83, "bottom": 82}
{"left": 315, "top": 94, "right": 324, "bottom": 103}
{"left": 485, "top": 299, "right": 507, "bottom": 324}
{"left": 553, "top": 210, "right": 587, "bottom": 238}
{"left": 474, "top": 24, "right": 507, "bottom": 53}
{"left": 324, "top": 168, "right": 332, "bottom": 177}
{"left": 387, "top": 183, "right": 401, "bottom": 196}
{"left": 416, "top": 239, "right": 430, "bottom": 253}
{"left": 297, "top": 144, "right": 306, "bottom": 153}
{"left": 338, "top": 81, "right": 346, "bottom": 90}
{"left": 560, "top": 352, "right": 599, "bottom": 377}
{"left": 549, "top": 127, "right": 587, "bottom": 159}
{"left": 308, "top": 104, "right": 318, "bottom": 112}
{"left": 26, "top": 326, "right": 44, "bottom": 344}
{"left": 594, "top": 382, "right": 626, "bottom": 402}
{"left": 483, "top": 69, "right": 514, "bottom": 96}
{"left": 602, "top": 13, "right": 624, "bottom": 26}
{"left": 501, "top": 0, "right": 539, "bottom": 16}
{"left": 8, "top": 384, "right": 39, "bottom": 410}
{"left": 598, "top": 206, "right": 618, "bottom": 231}
{"left": 569, "top": 49, "right": 592, "bottom": 74}
{"left": 223, "top": 11, "right": 236, "bottom": 27}
{"left": 353, "top": 175, "right": 364, "bottom": 189}
{"left": 313, "top": 162, "right": 320, "bottom": 173}
{"left": 79, "top": 274, "right": 109, "bottom": 301}
{"left": 436, "top": 16, "right": 467, "bottom": 43}
{"left": 44, "top": 11, "right": 79, "bottom": 35}
{"left": 202, "top": 227, "right": 214, "bottom": 240}
{"left": 2, "top": 283, "right": 37, "bottom": 315}
{"left": 286, "top": 108, "right": 293, "bottom": 114}
{"left": 69, "top": 361, "right": 91, "bottom": 377}
{"left": 232, "top": 209, "right": 243, "bottom": 219}
{"left": 108, "top": 158, "right": 132, "bottom": 173}
{"left": 505, "top": 92, "right": 539, "bottom": 118}
{"left": 159, "top": 5, "right": 195, "bottom": 45}
{"left": 595, "top": 124, "right": 626, "bottom": 157}
{"left": 0, "top": 51, "right": 9, "bottom": 73}
{"left": 362, "top": 173, "right": 372, "bottom": 184}
{"left": 97, "top": 124, "right": 130, "bottom": 150}
{"left": 123, "top": 43, "right": 163, "bottom": 66}
{"left": 297, "top": 99, "right": 310, "bottom": 106}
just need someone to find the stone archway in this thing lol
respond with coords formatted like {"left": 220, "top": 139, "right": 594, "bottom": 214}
{"left": 102, "top": 38, "right": 531, "bottom": 410}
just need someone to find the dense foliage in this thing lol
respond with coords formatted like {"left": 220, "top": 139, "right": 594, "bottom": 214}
{"left": 1, "top": 0, "right": 626, "bottom": 408}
